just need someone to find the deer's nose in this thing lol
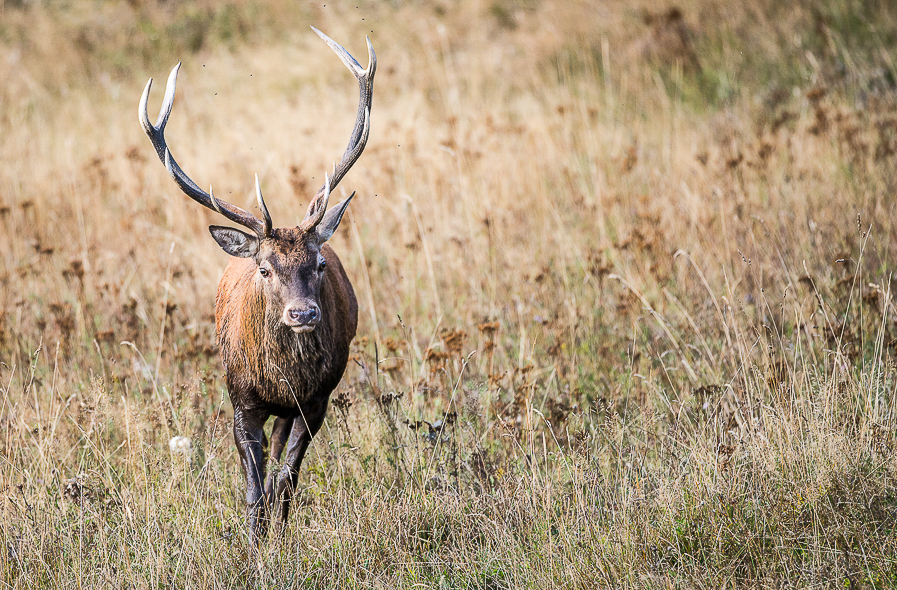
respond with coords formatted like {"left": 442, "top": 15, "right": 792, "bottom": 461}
{"left": 285, "top": 305, "right": 319, "bottom": 328}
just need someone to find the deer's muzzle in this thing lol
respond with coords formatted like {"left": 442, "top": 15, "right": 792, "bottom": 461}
{"left": 284, "top": 304, "right": 320, "bottom": 332}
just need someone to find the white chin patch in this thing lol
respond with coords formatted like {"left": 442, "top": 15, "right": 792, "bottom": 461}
{"left": 291, "top": 325, "right": 316, "bottom": 334}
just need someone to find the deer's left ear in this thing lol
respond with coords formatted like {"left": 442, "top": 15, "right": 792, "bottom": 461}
{"left": 316, "top": 193, "right": 354, "bottom": 242}
{"left": 209, "top": 225, "right": 260, "bottom": 259}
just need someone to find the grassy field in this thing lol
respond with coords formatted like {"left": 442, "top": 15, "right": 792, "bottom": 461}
{"left": 2, "top": 0, "right": 897, "bottom": 587}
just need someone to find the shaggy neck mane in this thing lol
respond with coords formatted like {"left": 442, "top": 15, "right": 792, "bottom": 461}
{"left": 252, "top": 275, "right": 336, "bottom": 374}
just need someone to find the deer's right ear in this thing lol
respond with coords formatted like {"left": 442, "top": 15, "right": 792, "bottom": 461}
{"left": 316, "top": 193, "right": 354, "bottom": 243}
{"left": 209, "top": 226, "right": 260, "bottom": 259}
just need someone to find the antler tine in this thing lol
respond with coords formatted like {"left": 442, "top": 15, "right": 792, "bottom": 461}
{"left": 300, "top": 173, "right": 331, "bottom": 231}
{"left": 302, "top": 27, "right": 376, "bottom": 225}
{"left": 139, "top": 64, "right": 268, "bottom": 239}
{"left": 255, "top": 174, "right": 273, "bottom": 238}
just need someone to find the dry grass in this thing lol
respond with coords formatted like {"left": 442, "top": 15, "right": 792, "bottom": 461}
{"left": 2, "top": 0, "right": 897, "bottom": 587}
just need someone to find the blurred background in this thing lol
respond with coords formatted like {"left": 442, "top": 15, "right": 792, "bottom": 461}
{"left": 3, "top": 0, "right": 895, "bottom": 397}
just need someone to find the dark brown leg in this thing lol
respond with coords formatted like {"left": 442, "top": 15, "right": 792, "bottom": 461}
{"left": 264, "top": 417, "right": 294, "bottom": 503}
{"left": 233, "top": 405, "right": 269, "bottom": 542}
{"left": 272, "top": 400, "right": 328, "bottom": 529}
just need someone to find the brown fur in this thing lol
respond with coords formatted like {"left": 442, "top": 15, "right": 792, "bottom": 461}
{"left": 212, "top": 228, "right": 358, "bottom": 539}
{"left": 215, "top": 242, "right": 357, "bottom": 414}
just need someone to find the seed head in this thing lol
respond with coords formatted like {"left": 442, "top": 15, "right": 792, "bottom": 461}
{"left": 168, "top": 435, "right": 192, "bottom": 458}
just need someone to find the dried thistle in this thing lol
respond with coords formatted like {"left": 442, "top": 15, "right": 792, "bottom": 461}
{"left": 61, "top": 259, "right": 85, "bottom": 285}
{"left": 332, "top": 388, "right": 353, "bottom": 415}
{"left": 424, "top": 347, "right": 449, "bottom": 377}
{"left": 441, "top": 328, "right": 467, "bottom": 357}
{"left": 49, "top": 302, "right": 75, "bottom": 339}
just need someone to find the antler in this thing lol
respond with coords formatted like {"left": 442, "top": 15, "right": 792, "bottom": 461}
{"left": 300, "top": 26, "right": 376, "bottom": 231}
{"left": 139, "top": 64, "right": 272, "bottom": 239}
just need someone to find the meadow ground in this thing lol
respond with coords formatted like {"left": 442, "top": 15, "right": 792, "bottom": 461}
{"left": 2, "top": 0, "right": 897, "bottom": 587}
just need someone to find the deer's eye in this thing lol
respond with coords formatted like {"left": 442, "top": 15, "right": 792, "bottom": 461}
{"left": 259, "top": 266, "right": 270, "bottom": 278}
{"left": 318, "top": 259, "right": 327, "bottom": 272}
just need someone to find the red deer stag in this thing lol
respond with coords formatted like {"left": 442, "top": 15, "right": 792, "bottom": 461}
{"left": 138, "top": 27, "right": 375, "bottom": 539}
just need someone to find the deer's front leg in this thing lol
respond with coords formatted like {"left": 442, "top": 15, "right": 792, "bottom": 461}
{"left": 264, "top": 417, "right": 293, "bottom": 503}
{"left": 233, "top": 405, "right": 269, "bottom": 541}
{"left": 272, "top": 399, "right": 328, "bottom": 529}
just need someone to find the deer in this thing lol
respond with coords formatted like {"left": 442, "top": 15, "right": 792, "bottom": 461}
{"left": 138, "top": 27, "right": 375, "bottom": 540}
